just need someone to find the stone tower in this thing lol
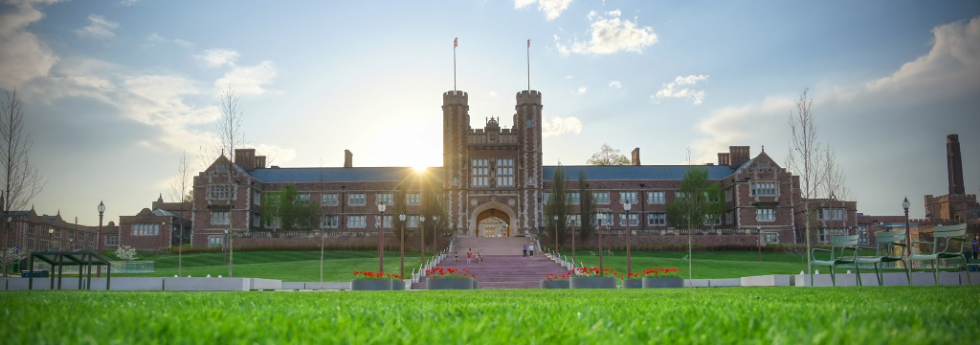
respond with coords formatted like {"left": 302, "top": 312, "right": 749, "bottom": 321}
{"left": 514, "top": 90, "right": 543, "bottom": 231}
{"left": 947, "top": 134, "right": 965, "bottom": 195}
{"left": 443, "top": 91, "right": 470, "bottom": 231}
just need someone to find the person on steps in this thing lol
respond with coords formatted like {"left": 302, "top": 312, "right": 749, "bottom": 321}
{"left": 467, "top": 249, "right": 473, "bottom": 264}
{"left": 523, "top": 244, "right": 528, "bottom": 257}
{"left": 454, "top": 252, "right": 458, "bottom": 262}
{"left": 529, "top": 243, "right": 535, "bottom": 256}
{"left": 477, "top": 252, "right": 482, "bottom": 263}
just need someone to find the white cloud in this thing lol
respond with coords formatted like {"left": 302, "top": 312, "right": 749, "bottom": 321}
{"left": 75, "top": 15, "right": 119, "bottom": 39}
{"left": 587, "top": 10, "right": 597, "bottom": 20}
{"left": 214, "top": 61, "right": 278, "bottom": 96}
{"left": 565, "top": 75, "right": 573, "bottom": 79}
{"left": 0, "top": 0, "right": 62, "bottom": 90}
{"left": 572, "top": 86, "right": 586, "bottom": 94}
{"left": 196, "top": 49, "right": 240, "bottom": 68}
{"left": 489, "top": 91, "right": 498, "bottom": 98}
{"left": 120, "top": 0, "right": 142, "bottom": 6}
{"left": 563, "top": 14, "right": 658, "bottom": 54}
{"left": 653, "top": 75, "right": 709, "bottom": 105}
{"left": 514, "top": 0, "right": 573, "bottom": 20}
{"left": 542, "top": 116, "right": 583, "bottom": 137}
{"left": 145, "top": 33, "right": 193, "bottom": 48}
{"left": 554, "top": 34, "right": 570, "bottom": 55}
{"left": 609, "top": 80, "right": 621, "bottom": 88}
{"left": 607, "top": 9, "right": 621, "bottom": 17}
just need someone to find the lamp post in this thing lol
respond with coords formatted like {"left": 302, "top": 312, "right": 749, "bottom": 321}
{"left": 420, "top": 216, "right": 426, "bottom": 263}
{"left": 97, "top": 201, "right": 104, "bottom": 277}
{"left": 553, "top": 215, "right": 559, "bottom": 253}
{"left": 47, "top": 228, "right": 53, "bottom": 251}
{"left": 399, "top": 213, "right": 406, "bottom": 279}
{"left": 597, "top": 212, "right": 604, "bottom": 272}
{"left": 903, "top": 197, "right": 911, "bottom": 257}
{"left": 432, "top": 215, "right": 439, "bottom": 257}
{"left": 378, "top": 202, "right": 386, "bottom": 273}
{"left": 624, "top": 201, "right": 632, "bottom": 275}
{"left": 757, "top": 225, "right": 762, "bottom": 262}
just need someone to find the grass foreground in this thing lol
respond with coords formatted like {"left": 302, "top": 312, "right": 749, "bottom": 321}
{"left": 3, "top": 286, "right": 979, "bottom": 344}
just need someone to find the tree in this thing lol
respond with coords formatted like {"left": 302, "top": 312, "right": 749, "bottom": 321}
{"left": 577, "top": 169, "right": 595, "bottom": 245}
{"left": 115, "top": 245, "right": 138, "bottom": 273}
{"left": 1, "top": 90, "right": 45, "bottom": 277}
{"left": 665, "top": 165, "right": 724, "bottom": 285}
{"left": 0, "top": 247, "right": 26, "bottom": 276}
{"left": 786, "top": 88, "right": 826, "bottom": 275}
{"left": 262, "top": 184, "right": 318, "bottom": 231}
{"left": 587, "top": 143, "right": 631, "bottom": 166}
{"left": 544, "top": 165, "right": 569, "bottom": 251}
{"left": 168, "top": 150, "right": 191, "bottom": 276}
{"left": 200, "top": 86, "right": 247, "bottom": 169}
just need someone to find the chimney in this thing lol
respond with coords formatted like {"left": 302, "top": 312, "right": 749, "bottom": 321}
{"left": 255, "top": 156, "right": 267, "bottom": 169}
{"left": 234, "top": 148, "right": 256, "bottom": 170}
{"left": 729, "top": 146, "right": 751, "bottom": 168}
{"left": 631, "top": 148, "right": 641, "bottom": 166}
{"left": 344, "top": 149, "right": 353, "bottom": 168}
{"left": 718, "top": 153, "right": 730, "bottom": 166}
{"left": 947, "top": 134, "right": 965, "bottom": 195}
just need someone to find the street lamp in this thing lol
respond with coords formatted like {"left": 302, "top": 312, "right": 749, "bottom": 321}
{"left": 624, "top": 201, "right": 632, "bottom": 275}
{"left": 420, "top": 215, "right": 426, "bottom": 263}
{"left": 399, "top": 213, "right": 406, "bottom": 279}
{"left": 553, "top": 215, "right": 559, "bottom": 254}
{"left": 47, "top": 228, "right": 53, "bottom": 251}
{"left": 757, "top": 225, "right": 762, "bottom": 262}
{"left": 597, "top": 212, "right": 605, "bottom": 272}
{"left": 903, "top": 197, "right": 911, "bottom": 257}
{"left": 97, "top": 201, "right": 105, "bottom": 277}
{"left": 378, "top": 202, "right": 386, "bottom": 273}
{"left": 432, "top": 215, "right": 439, "bottom": 257}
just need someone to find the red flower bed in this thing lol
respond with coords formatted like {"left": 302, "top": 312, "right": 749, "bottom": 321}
{"left": 352, "top": 270, "right": 402, "bottom": 280}
{"left": 545, "top": 272, "right": 572, "bottom": 281}
{"left": 426, "top": 267, "right": 475, "bottom": 279}
{"left": 573, "top": 267, "right": 621, "bottom": 278}
{"left": 625, "top": 267, "right": 682, "bottom": 280}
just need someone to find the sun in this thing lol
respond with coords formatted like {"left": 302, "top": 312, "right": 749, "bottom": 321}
{"left": 413, "top": 166, "right": 427, "bottom": 173}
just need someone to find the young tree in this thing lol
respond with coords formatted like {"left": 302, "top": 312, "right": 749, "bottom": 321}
{"left": 114, "top": 245, "right": 138, "bottom": 273}
{"left": 586, "top": 143, "right": 631, "bottom": 166}
{"left": 544, "top": 165, "right": 569, "bottom": 251}
{"left": 199, "top": 86, "right": 248, "bottom": 169}
{"left": 786, "top": 88, "right": 825, "bottom": 274}
{"left": 168, "top": 150, "right": 191, "bottom": 276}
{"left": 665, "top": 166, "right": 724, "bottom": 285}
{"left": 261, "top": 184, "right": 316, "bottom": 231}
{"left": 1, "top": 91, "right": 46, "bottom": 277}
{"left": 577, "top": 169, "right": 595, "bottom": 246}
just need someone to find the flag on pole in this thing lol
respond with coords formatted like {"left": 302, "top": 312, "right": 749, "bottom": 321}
{"left": 454, "top": 37, "right": 458, "bottom": 48}
{"left": 527, "top": 39, "right": 531, "bottom": 47}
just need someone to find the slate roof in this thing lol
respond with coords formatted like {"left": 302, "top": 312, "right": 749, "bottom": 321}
{"left": 544, "top": 165, "right": 737, "bottom": 181}
{"left": 249, "top": 167, "right": 444, "bottom": 183}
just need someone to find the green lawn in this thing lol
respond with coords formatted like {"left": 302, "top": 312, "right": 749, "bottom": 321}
{"left": 2, "top": 287, "right": 977, "bottom": 344}
{"left": 572, "top": 251, "right": 808, "bottom": 279}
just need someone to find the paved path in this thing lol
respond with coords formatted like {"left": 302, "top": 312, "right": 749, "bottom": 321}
{"left": 414, "top": 237, "right": 568, "bottom": 289}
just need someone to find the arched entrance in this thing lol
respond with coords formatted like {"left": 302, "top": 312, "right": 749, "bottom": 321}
{"left": 476, "top": 209, "right": 510, "bottom": 237}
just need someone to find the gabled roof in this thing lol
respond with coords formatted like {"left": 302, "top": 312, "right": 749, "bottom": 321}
{"left": 151, "top": 209, "right": 187, "bottom": 220}
{"left": 544, "top": 165, "right": 737, "bottom": 181}
{"left": 249, "top": 167, "right": 445, "bottom": 183}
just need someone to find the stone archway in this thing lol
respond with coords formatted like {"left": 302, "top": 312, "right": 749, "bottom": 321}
{"left": 468, "top": 202, "right": 517, "bottom": 237}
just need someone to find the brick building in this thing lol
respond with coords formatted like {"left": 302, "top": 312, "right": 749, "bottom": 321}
{"left": 1, "top": 208, "right": 107, "bottom": 255}
{"left": 117, "top": 195, "right": 192, "bottom": 250}
{"left": 184, "top": 89, "right": 822, "bottom": 249}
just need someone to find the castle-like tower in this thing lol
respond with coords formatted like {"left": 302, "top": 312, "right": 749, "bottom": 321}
{"left": 442, "top": 90, "right": 543, "bottom": 236}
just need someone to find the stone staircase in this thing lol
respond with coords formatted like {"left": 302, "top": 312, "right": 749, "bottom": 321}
{"left": 413, "top": 237, "right": 569, "bottom": 289}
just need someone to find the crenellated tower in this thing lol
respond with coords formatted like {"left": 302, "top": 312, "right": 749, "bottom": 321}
{"left": 443, "top": 91, "right": 470, "bottom": 231}
{"left": 515, "top": 90, "right": 543, "bottom": 231}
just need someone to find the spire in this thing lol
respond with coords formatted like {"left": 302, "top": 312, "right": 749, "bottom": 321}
{"left": 158, "top": 193, "right": 164, "bottom": 203}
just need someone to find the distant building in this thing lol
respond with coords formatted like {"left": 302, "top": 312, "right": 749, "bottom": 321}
{"left": 924, "top": 134, "right": 980, "bottom": 222}
{"left": 116, "top": 195, "right": 191, "bottom": 250}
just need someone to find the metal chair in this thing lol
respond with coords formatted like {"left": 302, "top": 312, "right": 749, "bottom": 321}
{"left": 811, "top": 235, "right": 861, "bottom": 287}
{"left": 909, "top": 223, "right": 971, "bottom": 286}
{"left": 856, "top": 230, "right": 910, "bottom": 286}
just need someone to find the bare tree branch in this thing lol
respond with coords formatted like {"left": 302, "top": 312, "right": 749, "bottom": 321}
{"left": 786, "top": 88, "right": 825, "bottom": 274}
{"left": 1, "top": 90, "right": 46, "bottom": 212}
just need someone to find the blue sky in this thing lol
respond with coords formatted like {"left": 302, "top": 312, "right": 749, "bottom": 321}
{"left": 1, "top": 0, "right": 979, "bottom": 224}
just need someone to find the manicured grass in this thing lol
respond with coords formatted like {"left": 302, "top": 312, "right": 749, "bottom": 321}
{"left": 2, "top": 287, "right": 978, "bottom": 344}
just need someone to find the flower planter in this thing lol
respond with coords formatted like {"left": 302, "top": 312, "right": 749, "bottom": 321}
{"left": 569, "top": 277, "right": 617, "bottom": 289}
{"left": 540, "top": 280, "right": 570, "bottom": 289}
{"left": 427, "top": 278, "right": 475, "bottom": 290}
{"left": 351, "top": 279, "right": 393, "bottom": 291}
{"left": 622, "top": 279, "right": 643, "bottom": 289}
{"left": 391, "top": 280, "right": 405, "bottom": 291}
{"left": 642, "top": 277, "right": 684, "bottom": 288}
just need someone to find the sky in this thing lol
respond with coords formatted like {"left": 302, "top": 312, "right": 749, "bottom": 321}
{"left": 1, "top": 0, "right": 979, "bottom": 225}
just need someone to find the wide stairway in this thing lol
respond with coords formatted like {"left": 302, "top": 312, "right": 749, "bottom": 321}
{"left": 412, "top": 237, "right": 569, "bottom": 289}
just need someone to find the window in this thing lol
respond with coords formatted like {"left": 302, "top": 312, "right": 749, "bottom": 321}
{"left": 725, "top": 189, "right": 733, "bottom": 202}
{"left": 265, "top": 217, "right": 282, "bottom": 229}
{"left": 406, "top": 193, "right": 421, "bottom": 205}
{"left": 349, "top": 194, "right": 366, "bottom": 206}
{"left": 376, "top": 193, "right": 393, "bottom": 205}
{"left": 619, "top": 213, "right": 639, "bottom": 226}
{"left": 54, "top": 229, "right": 61, "bottom": 237}
{"left": 105, "top": 235, "right": 119, "bottom": 247}
{"left": 27, "top": 239, "right": 35, "bottom": 251}
{"left": 648, "top": 213, "right": 666, "bottom": 226}
{"left": 28, "top": 224, "right": 35, "bottom": 235}
{"left": 53, "top": 241, "right": 61, "bottom": 250}
{"left": 598, "top": 214, "right": 613, "bottom": 226}
{"left": 496, "top": 159, "right": 514, "bottom": 186}
{"left": 543, "top": 193, "right": 551, "bottom": 204}
{"left": 132, "top": 223, "right": 160, "bottom": 236}
{"left": 40, "top": 240, "right": 49, "bottom": 251}
{"left": 620, "top": 192, "right": 638, "bottom": 204}
{"left": 676, "top": 192, "right": 689, "bottom": 199}
{"left": 704, "top": 191, "right": 721, "bottom": 203}
{"left": 252, "top": 215, "right": 261, "bottom": 227}
{"left": 348, "top": 215, "right": 366, "bottom": 228}
{"left": 593, "top": 192, "right": 610, "bottom": 204}
{"left": 726, "top": 211, "right": 733, "bottom": 225}
{"left": 648, "top": 191, "right": 665, "bottom": 204}
{"left": 321, "top": 215, "right": 339, "bottom": 228}
{"left": 322, "top": 193, "right": 339, "bottom": 206}
{"left": 298, "top": 193, "right": 311, "bottom": 204}
{"left": 254, "top": 191, "right": 261, "bottom": 205}
{"left": 68, "top": 231, "right": 75, "bottom": 241}
{"left": 566, "top": 214, "right": 581, "bottom": 226}
{"left": 819, "top": 209, "right": 845, "bottom": 220}
{"left": 264, "top": 193, "right": 280, "bottom": 205}
{"left": 703, "top": 216, "right": 722, "bottom": 226}
{"left": 208, "top": 236, "right": 224, "bottom": 248}
{"left": 757, "top": 208, "right": 775, "bottom": 222}
{"left": 407, "top": 215, "right": 420, "bottom": 228}
{"left": 209, "top": 185, "right": 232, "bottom": 200}
{"left": 765, "top": 233, "right": 779, "bottom": 244}
{"left": 818, "top": 228, "right": 846, "bottom": 243}
{"left": 471, "top": 159, "right": 489, "bottom": 187}
{"left": 374, "top": 215, "right": 393, "bottom": 228}
{"left": 88, "top": 234, "right": 94, "bottom": 243}
{"left": 216, "top": 165, "right": 228, "bottom": 173}
{"left": 566, "top": 192, "right": 580, "bottom": 205}
{"left": 211, "top": 212, "right": 230, "bottom": 225}
{"left": 750, "top": 182, "right": 778, "bottom": 197}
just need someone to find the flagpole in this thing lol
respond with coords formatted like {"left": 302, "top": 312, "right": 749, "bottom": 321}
{"left": 527, "top": 39, "right": 530, "bottom": 91}
{"left": 454, "top": 42, "right": 457, "bottom": 92}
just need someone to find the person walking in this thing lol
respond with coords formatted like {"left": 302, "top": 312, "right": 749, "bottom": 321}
{"left": 454, "top": 252, "right": 459, "bottom": 263}
{"left": 523, "top": 244, "right": 528, "bottom": 257}
{"left": 529, "top": 243, "right": 535, "bottom": 256}
{"left": 467, "top": 249, "right": 473, "bottom": 264}
{"left": 477, "top": 251, "right": 483, "bottom": 264}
